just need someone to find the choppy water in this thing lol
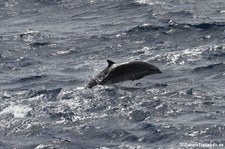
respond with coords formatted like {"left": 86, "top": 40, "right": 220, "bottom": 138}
{"left": 1, "top": 0, "right": 225, "bottom": 148}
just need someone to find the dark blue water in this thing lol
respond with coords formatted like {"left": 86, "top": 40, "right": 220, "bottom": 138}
{"left": 1, "top": 0, "right": 225, "bottom": 148}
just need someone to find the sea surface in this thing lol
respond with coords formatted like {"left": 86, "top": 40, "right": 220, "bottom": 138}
{"left": 1, "top": 0, "right": 225, "bottom": 148}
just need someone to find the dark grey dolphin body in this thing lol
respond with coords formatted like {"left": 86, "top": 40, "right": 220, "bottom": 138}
{"left": 86, "top": 60, "right": 161, "bottom": 88}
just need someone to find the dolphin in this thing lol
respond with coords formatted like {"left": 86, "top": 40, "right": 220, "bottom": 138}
{"left": 86, "top": 60, "right": 161, "bottom": 89}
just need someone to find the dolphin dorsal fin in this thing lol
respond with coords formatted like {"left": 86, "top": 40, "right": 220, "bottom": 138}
{"left": 107, "top": 60, "right": 115, "bottom": 67}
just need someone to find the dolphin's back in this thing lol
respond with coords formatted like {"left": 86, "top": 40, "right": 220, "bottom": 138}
{"left": 100, "top": 61, "right": 161, "bottom": 85}
{"left": 86, "top": 60, "right": 161, "bottom": 88}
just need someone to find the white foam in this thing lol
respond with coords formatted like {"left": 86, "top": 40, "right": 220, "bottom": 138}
{"left": 135, "top": 0, "right": 164, "bottom": 5}
{"left": 220, "top": 10, "right": 225, "bottom": 14}
{"left": 0, "top": 104, "right": 32, "bottom": 118}
{"left": 149, "top": 46, "right": 206, "bottom": 65}
{"left": 76, "top": 86, "right": 85, "bottom": 90}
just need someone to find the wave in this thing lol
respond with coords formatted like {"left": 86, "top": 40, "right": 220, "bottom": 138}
{"left": 28, "top": 88, "right": 62, "bottom": 100}
{"left": 192, "top": 63, "right": 225, "bottom": 73}
{"left": 127, "top": 24, "right": 164, "bottom": 33}
{"left": 17, "top": 75, "right": 47, "bottom": 83}
{"left": 29, "top": 42, "right": 53, "bottom": 47}
{"left": 126, "top": 22, "right": 225, "bottom": 33}
{"left": 190, "top": 22, "right": 225, "bottom": 29}
{"left": 49, "top": 111, "right": 75, "bottom": 121}
{"left": 165, "top": 10, "right": 194, "bottom": 18}
{"left": 18, "top": 29, "right": 52, "bottom": 43}
{"left": 202, "top": 45, "right": 225, "bottom": 60}
{"left": 97, "top": 129, "right": 130, "bottom": 140}
{"left": 0, "top": 75, "right": 47, "bottom": 88}
{"left": 134, "top": 0, "right": 164, "bottom": 5}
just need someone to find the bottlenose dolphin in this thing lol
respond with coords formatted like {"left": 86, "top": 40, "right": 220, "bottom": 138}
{"left": 86, "top": 60, "right": 161, "bottom": 89}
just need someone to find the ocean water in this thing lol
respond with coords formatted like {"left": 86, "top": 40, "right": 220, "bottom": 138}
{"left": 1, "top": 0, "right": 225, "bottom": 148}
